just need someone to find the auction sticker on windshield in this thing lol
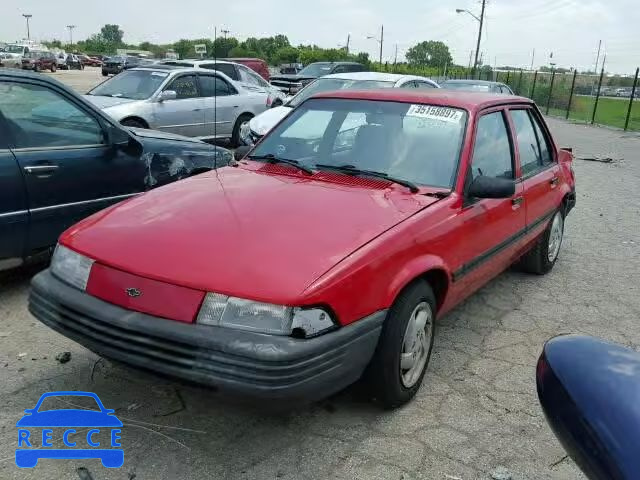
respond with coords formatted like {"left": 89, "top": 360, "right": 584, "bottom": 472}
{"left": 406, "top": 105, "right": 463, "bottom": 123}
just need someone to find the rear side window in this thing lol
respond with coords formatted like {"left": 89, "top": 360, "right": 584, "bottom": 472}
{"left": 511, "top": 109, "right": 551, "bottom": 176}
{"left": 199, "top": 75, "right": 235, "bottom": 96}
{"left": 165, "top": 75, "right": 199, "bottom": 99}
{"left": 415, "top": 81, "right": 436, "bottom": 89}
{"left": 470, "top": 111, "right": 513, "bottom": 180}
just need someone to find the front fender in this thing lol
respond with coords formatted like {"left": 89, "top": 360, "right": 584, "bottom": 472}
{"left": 384, "top": 254, "right": 451, "bottom": 307}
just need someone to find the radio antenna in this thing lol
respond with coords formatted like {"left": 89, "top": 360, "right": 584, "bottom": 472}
{"left": 214, "top": 26, "right": 218, "bottom": 143}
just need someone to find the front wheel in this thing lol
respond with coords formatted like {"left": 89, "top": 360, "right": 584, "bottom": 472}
{"left": 231, "top": 114, "right": 253, "bottom": 147}
{"left": 518, "top": 209, "right": 565, "bottom": 274}
{"left": 33, "top": 64, "right": 39, "bottom": 72}
{"left": 364, "top": 281, "right": 436, "bottom": 408}
{"left": 50, "top": 64, "right": 56, "bottom": 72}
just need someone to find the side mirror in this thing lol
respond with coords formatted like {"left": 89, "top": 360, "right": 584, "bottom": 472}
{"left": 537, "top": 335, "right": 640, "bottom": 480}
{"left": 468, "top": 175, "right": 515, "bottom": 199}
{"left": 158, "top": 90, "right": 177, "bottom": 102}
{"left": 234, "top": 145, "right": 251, "bottom": 161}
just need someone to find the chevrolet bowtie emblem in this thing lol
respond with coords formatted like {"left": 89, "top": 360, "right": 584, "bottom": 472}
{"left": 125, "top": 288, "right": 142, "bottom": 298}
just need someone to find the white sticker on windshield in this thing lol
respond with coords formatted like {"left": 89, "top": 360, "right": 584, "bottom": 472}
{"left": 406, "top": 105, "right": 463, "bottom": 123}
{"left": 151, "top": 72, "right": 168, "bottom": 77}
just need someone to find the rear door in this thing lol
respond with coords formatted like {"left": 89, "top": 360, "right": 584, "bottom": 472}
{"left": 453, "top": 109, "right": 526, "bottom": 289}
{"left": 198, "top": 73, "right": 240, "bottom": 138}
{"left": 0, "top": 77, "right": 145, "bottom": 253}
{"left": 508, "top": 107, "right": 562, "bottom": 240}
{"left": 0, "top": 111, "right": 28, "bottom": 263}
{"left": 154, "top": 74, "right": 205, "bottom": 137}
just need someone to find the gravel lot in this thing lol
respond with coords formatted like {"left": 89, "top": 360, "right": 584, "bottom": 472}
{"left": 1, "top": 69, "right": 639, "bottom": 479}
{"left": 46, "top": 67, "right": 105, "bottom": 93}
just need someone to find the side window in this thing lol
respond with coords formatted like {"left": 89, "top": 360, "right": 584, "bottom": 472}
{"left": 415, "top": 81, "right": 436, "bottom": 89}
{"left": 165, "top": 75, "right": 199, "bottom": 99}
{"left": 0, "top": 81, "right": 105, "bottom": 149}
{"left": 198, "top": 75, "right": 235, "bottom": 97}
{"left": 401, "top": 81, "right": 416, "bottom": 89}
{"left": 201, "top": 63, "right": 239, "bottom": 81}
{"left": 332, "top": 65, "right": 348, "bottom": 74}
{"left": 511, "top": 109, "right": 547, "bottom": 176}
{"left": 529, "top": 112, "right": 553, "bottom": 165}
{"left": 243, "top": 67, "right": 270, "bottom": 88}
{"left": 470, "top": 111, "right": 513, "bottom": 180}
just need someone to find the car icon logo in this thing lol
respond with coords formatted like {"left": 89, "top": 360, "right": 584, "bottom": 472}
{"left": 125, "top": 288, "right": 142, "bottom": 298}
{"left": 16, "top": 391, "right": 124, "bottom": 468}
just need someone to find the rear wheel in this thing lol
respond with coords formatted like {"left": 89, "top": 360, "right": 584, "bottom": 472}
{"left": 365, "top": 281, "right": 436, "bottom": 408}
{"left": 518, "top": 209, "right": 564, "bottom": 274}
{"left": 50, "top": 64, "right": 56, "bottom": 72}
{"left": 121, "top": 118, "right": 147, "bottom": 129}
{"left": 33, "top": 64, "right": 39, "bottom": 72}
{"left": 231, "top": 114, "right": 253, "bottom": 147}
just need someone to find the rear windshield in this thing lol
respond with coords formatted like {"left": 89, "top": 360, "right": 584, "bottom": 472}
{"left": 288, "top": 78, "right": 394, "bottom": 108}
{"left": 442, "top": 82, "right": 491, "bottom": 92}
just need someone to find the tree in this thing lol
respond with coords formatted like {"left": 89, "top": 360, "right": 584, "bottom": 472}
{"left": 273, "top": 46, "right": 300, "bottom": 65}
{"left": 100, "top": 24, "right": 124, "bottom": 46}
{"left": 213, "top": 37, "right": 239, "bottom": 58}
{"left": 406, "top": 40, "right": 452, "bottom": 68}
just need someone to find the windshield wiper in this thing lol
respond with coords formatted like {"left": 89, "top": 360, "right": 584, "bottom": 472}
{"left": 248, "top": 154, "right": 313, "bottom": 175}
{"left": 315, "top": 164, "right": 419, "bottom": 193}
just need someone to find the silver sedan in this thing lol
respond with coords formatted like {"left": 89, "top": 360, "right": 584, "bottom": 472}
{"left": 0, "top": 53, "right": 23, "bottom": 68}
{"left": 84, "top": 66, "right": 273, "bottom": 146}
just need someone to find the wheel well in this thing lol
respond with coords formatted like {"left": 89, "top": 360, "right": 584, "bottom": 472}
{"left": 120, "top": 116, "right": 149, "bottom": 128}
{"left": 419, "top": 269, "right": 449, "bottom": 311}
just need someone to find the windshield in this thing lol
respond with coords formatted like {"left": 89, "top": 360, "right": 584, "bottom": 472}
{"left": 298, "top": 63, "right": 333, "bottom": 77}
{"left": 89, "top": 69, "right": 169, "bottom": 100}
{"left": 251, "top": 98, "right": 467, "bottom": 188}
{"left": 108, "top": 56, "right": 125, "bottom": 63}
{"left": 442, "top": 82, "right": 491, "bottom": 92}
{"left": 287, "top": 78, "right": 394, "bottom": 107}
{"left": 5, "top": 45, "right": 25, "bottom": 54}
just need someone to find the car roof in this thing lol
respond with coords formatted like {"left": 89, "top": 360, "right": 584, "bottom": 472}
{"left": 307, "top": 61, "right": 363, "bottom": 66}
{"left": 321, "top": 71, "right": 438, "bottom": 85}
{"left": 441, "top": 79, "right": 505, "bottom": 86}
{"left": 311, "top": 89, "right": 532, "bottom": 112}
{"left": 227, "top": 57, "right": 266, "bottom": 62}
{"left": 172, "top": 59, "right": 236, "bottom": 65}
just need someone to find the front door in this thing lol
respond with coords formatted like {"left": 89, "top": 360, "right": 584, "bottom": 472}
{"left": 198, "top": 73, "right": 239, "bottom": 138}
{"left": 508, "top": 107, "right": 563, "bottom": 241}
{"left": 452, "top": 109, "right": 526, "bottom": 292}
{"left": 0, "top": 144, "right": 28, "bottom": 262}
{"left": 153, "top": 74, "right": 205, "bottom": 137}
{"left": 0, "top": 78, "right": 145, "bottom": 253}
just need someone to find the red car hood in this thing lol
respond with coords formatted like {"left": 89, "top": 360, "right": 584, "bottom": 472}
{"left": 62, "top": 166, "right": 439, "bottom": 303}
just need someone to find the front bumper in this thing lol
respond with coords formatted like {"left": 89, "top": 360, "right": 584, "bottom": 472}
{"left": 102, "top": 66, "right": 122, "bottom": 74}
{"left": 30, "top": 270, "right": 384, "bottom": 401}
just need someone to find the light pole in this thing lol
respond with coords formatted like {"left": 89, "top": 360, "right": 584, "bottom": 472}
{"left": 367, "top": 25, "right": 384, "bottom": 66}
{"left": 66, "top": 25, "right": 76, "bottom": 45}
{"left": 220, "top": 29, "right": 230, "bottom": 40}
{"left": 456, "top": 0, "right": 486, "bottom": 75}
{"left": 22, "top": 14, "right": 33, "bottom": 40}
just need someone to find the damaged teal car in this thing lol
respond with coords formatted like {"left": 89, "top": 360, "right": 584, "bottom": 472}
{"left": 0, "top": 70, "right": 232, "bottom": 271}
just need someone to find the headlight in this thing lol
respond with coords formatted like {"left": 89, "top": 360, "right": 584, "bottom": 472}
{"left": 50, "top": 244, "right": 94, "bottom": 290}
{"left": 196, "top": 293, "right": 335, "bottom": 337}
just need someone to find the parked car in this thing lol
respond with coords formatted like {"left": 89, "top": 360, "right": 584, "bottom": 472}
{"left": 101, "top": 56, "right": 144, "bottom": 76}
{"left": 29, "top": 89, "right": 575, "bottom": 407}
{"left": 441, "top": 79, "right": 514, "bottom": 94}
{"left": 158, "top": 59, "right": 286, "bottom": 106}
{"left": 85, "top": 65, "right": 275, "bottom": 145}
{"left": 279, "top": 63, "right": 303, "bottom": 75}
{"left": 226, "top": 57, "right": 270, "bottom": 81}
{"left": 270, "top": 61, "right": 366, "bottom": 95}
{"left": 21, "top": 51, "right": 57, "bottom": 72}
{"left": 241, "top": 72, "right": 440, "bottom": 145}
{"left": 0, "top": 69, "right": 232, "bottom": 270}
{"left": 89, "top": 56, "right": 104, "bottom": 67}
{"left": 0, "top": 52, "right": 22, "bottom": 68}
{"left": 65, "top": 54, "right": 84, "bottom": 70}
{"left": 55, "top": 52, "right": 68, "bottom": 69}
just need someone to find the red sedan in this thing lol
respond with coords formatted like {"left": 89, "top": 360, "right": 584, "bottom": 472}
{"left": 29, "top": 90, "right": 575, "bottom": 407}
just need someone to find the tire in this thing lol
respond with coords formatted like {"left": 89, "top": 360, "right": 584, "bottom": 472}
{"left": 231, "top": 114, "right": 253, "bottom": 147}
{"left": 102, "top": 71, "right": 108, "bottom": 76}
{"left": 120, "top": 118, "right": 147, "bottom": 129}
{"left": 33, "top": 64, "right": 39, "bottom": 73}
{"left": 50, "top": 64, "right": 56, "bottom": 72}
{"left": 364, "top": 280, "right": 436, "bottom": 408}
{"left": 518, "top": 209, "right": 565, "bottom": 275}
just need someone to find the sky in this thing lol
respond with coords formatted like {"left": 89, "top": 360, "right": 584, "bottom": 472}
{"left": 2, "top": 0, "right": 639, "bottom": 74}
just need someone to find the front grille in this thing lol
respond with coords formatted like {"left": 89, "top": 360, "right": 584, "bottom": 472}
{"left": 30, "top": 289, "right": 344, "bottom": 387}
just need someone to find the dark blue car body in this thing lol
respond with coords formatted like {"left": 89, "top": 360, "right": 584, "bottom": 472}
{"left": 0, "top": 69, "right": 232, "bottom": 269}
{"left": 16, "top": 391, "right": 124, "bottom": 468}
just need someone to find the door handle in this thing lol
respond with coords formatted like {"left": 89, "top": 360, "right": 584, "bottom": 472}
{"left": 24, "top": 165, "right": 59, "bottom": 174}
{"left": 550, "top": 176, "right": 559, "bottom": 188}
{"left": 512, "top": 196, "right": 524, "bottom": 209}
{"left": 192, "top": 108, "right": 202, "bottom": 112}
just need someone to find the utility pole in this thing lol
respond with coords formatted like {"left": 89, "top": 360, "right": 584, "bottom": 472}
{"left": 66, "top": 25, "right": 76, "bottom": 45}
{"left": 22, "top": 14, "right": 32, "bottom": 40}
{"left": 394, "top": 43, "right": 398, "bottom": 65}
{"left": 591, "top": 40, "right": 602, "bottom": 97}
{"left": 379, "top": 25, "right": 384, "bottom": 65}
{"left": 346, "top": 33, "right": 350, "bottom": 54}
{"left": 220, "top": 29, "right": 230, "bottom": 40}
{"left": 472, "top": 0, "right": 486, "bottom": 75}
{"left": 530, "top": 48, "right": 535, "bottom": 71}
{"left": 468, "top": 50, "right": 473, "bottom": 70}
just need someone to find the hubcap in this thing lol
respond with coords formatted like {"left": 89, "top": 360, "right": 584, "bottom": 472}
{"left": 400, "top": 302, "right": 433, "bottom": 388}
{"left": 547, "top": 212, "right": 564, "bottom": 262}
